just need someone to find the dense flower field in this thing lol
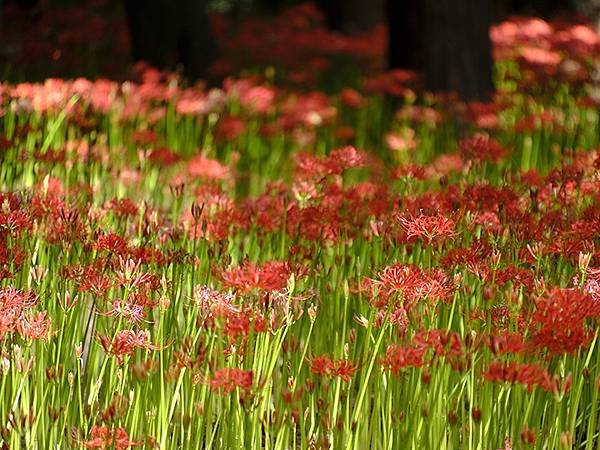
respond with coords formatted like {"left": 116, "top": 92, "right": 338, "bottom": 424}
{"left": 2, "top": 4, "right": 600, "bottom": 450}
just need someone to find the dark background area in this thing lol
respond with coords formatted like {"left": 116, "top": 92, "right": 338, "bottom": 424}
{"left": 1, "top": 0, "right": 598, "bottom": 101}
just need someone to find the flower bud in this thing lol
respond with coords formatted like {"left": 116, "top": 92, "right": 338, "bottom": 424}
{"left": 579, "top": 252, "right": 592, "bottom": 274}
{"left": 560, "top": 431, "right": 572, "bottom": 449}
{"left": 308, "top": 304, "right": 318, "bottom": 322}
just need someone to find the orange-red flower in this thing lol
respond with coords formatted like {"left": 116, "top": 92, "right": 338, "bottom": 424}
{"left": 309, "top": 354, "right": 358, "bottom": 382}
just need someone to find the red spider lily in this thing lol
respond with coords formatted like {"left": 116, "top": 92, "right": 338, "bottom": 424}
{"left": 16, "top": 311, "right": 52, "bottom": 340}
{"left": 380, "top": 344, "right": 426, "bottom": 373}
{"left": 463, "top": 101, "right": 504, "bottom": 129}
{"left": 293, "top": 152, "right": 330, "bottom": 180}
{"left": 459, "top": 133, "right": 506, "bottom": 162}
{"left": 99, "top": 300, "right": 148, "bottom": 325}
{"left": 520, "top": 426, "right": 536, "bottom": 445}
{"left": 412, "top": 329, "right": 465, "bottom": 359}
{"left": 94, "top": 233, "right": 129, "bottom": 255}
{"left": 223, "top": 314, "right": 252, "bottom": 339}
{"left": 66, "top": 264, "right": 113, "bottom": 297}
{"left": 0, "top": 209, "right": 31, "bottom": 237}
{"left": 131, "top": 129, "right": 157, "bottom": 146}
{"left": 238, "top": 85, "right": 277, "bottom": 114}
{"left": 292, "top": 146, "right": 367, "bottom": 180}
{"left": 396, "top": 212, "right": 457, "bottom": 243}
{"left": 396, "top": 104, "right": 441, "bottom": 126}
{"left": 115, "top": 257, "right": 153, "bottom": 290}
{"left": 309, "top": 354, "right": 359, "bottom": 382}
{"left": 324, "top": 146, "right": 367, "bottom": 174}
{"left": 221, "top": 261, "right": 292, "bottom": 292}
{"left": 340, "top": 88, "right": 365, "bottom": 108}
{"left": 209, "top": 367, "right": 253, "bottom": 394}
{"left": 193, "top": 285, "right": 239, "bottom": 318}
{"left": 514, "top": 111, "right": 560, "bottom": 132}
{"left": 279, "top": 91, "right": 336, "bottom": 130}
{"left": 485, "top": 332, "right": 525, "bottom": 356}
{"left": 187, "top": 155, "right": 230, "bottom": 180}
{"left": 580, "top": 267, "right": 600, "bottom": 302}
{"left": 216, "top": 116, "right": 246, "bottom": 141}
{"left": 98, "top": 329, "right": 161, "bottom": 365}
{"left": 495, "top": 265, "right": 535, "bottom": 293}
{"left": 172, "top": 338, "right": 206, "bottom": 370}
{"left": 386, "top": 129, "right": 418, "bottom": 153}
{"left": 286, "top": 204, "right": 340, "bottom": 242}
{"left": 392, "top": 163, "right": 426, "bottom": 181}
{"left": 109, "top": 198, "right": 138, "bottom": 219}
{"left": 483, "top": 361, "right": 561, "bottom": 394}
{"left": 368, "top": 263, "right": 452, "bottom": 308}
{"left": 0, "top": 286, "right": 37, "bottom": 309}
{"left": 78, "top": 425, "right": 142, "bottom": 449}
{"left": 147, "top": 147, "right": 181, "bottom": 167}
{"left": 528, "top": 287, "right": 600, "bottom": 355}
{"left": 0, "top": 287, "right": 39, "bottom": 340}
{"left": 364, "top": 70, "right": 418, "bottom": 98}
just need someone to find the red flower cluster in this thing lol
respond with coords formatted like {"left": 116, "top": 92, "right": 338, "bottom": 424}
{"left": 209, "top": 367, "right": 253, "bottom": 394}
{"left": 79, "top": 425, "right": 141, "bottom": 449}
{"left": 98, "top": 329, "right": 161, "bottom": 365}
{"left": 221, "top": 261, "right": 293, "bottom": 292}
{"left": 528, "top": 287, "right": 600, "bottom": 355}
{"left": 193, "top": 285, "right": 275, "bottom": 338}
{"left": 485, "top": 332, "right": 525, "bottom": 356}
{"left": 293, "top": 146, "right": 367, "bottom": 180}
{"left": 397, "top": 212, "right": 457, "bottom": 243}
{"left": 459, "top": 134, "right": 507, "bottom": 163}
{"left": 309, "top": 354, "right": 359, "bottom": 382}
{"left": 483, "top": 361, "right": 564, "bottom": 394}
{"left": 0, "top": 286, "right": 50, "bottom": 341}
{"left": 381, "top": 329, "right": 466, "bottom": 373}
{"left": 368, "top": 263, "right": 452, "bottom": 309}
{"left": 380, "top": 345, "right": 426, "bottom": 373}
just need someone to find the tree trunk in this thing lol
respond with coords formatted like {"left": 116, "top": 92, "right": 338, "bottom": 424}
{"left": 316, "top": 0, "right": 384, "bottom": 32}
{"left": 422, "top": 0, "right": 494, "bottom": 101}
{"left": 387, "top": 0, "right": 423, "bottom": 70}
{"left": 124, "top": 0, "right": 170, "bottom": 69}
{"left": 575, "top": 0, "right": 600, "bottom": 34}
{"left": 124, "top": 0, "right": 219, "bottom": 82}
{"left": 177, "top": 0, "right": 219, "bottom": 81}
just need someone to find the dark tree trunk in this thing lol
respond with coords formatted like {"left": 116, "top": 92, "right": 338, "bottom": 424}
{"left": 423, "top": 0, "right": 494, "bottom": 101}
{"left": 124, "top": 0, "right": 219, "bottom": 82}
{"left": 387, "top": 0, "right": 493, "bottom": 101}
{"left": 315, "top": 0, "right": 384, "bottom": 32}
{"left": 177, "top": 0, "right": 219, "bottom": 81}
{"left": 124, "top": 0, "right": 169, "bottom": 69}
{"left": 387, "top": 0, "right": 423, "bottom": 70}
{"left": 315, "top": 0, "right": 346, "bottom": 30}
{"left": 576, "top": 0, "right": 600, "bottom": 33}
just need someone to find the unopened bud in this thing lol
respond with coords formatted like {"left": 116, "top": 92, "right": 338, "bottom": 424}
{"left": 560, "top": 431, "right": 572, "bottom": 449}
{"left": 353, "top": 314, "right": 369, "bottom": 328}
{"left": 491, "top": 250, "right": 502, "bottom": 268}
{"left": 453, "top": 273, "right": 463, "bottom": 287}
{"left": 579, "top": 252, "right": 592, "bottom": 273}
{"left": 308, "top": 304, "right": 317, "bottom": 322}
{"left": 1, "top": 357, "right": 10, "bottom": 375}
{"left": 75, "top": 343, "right": 83, "bottom": 361}
{"left": 191, "top": 202, "right": 205, "bottom": 221}
{"left": 159, "top": 295, "right": 171, "bottom": 311}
